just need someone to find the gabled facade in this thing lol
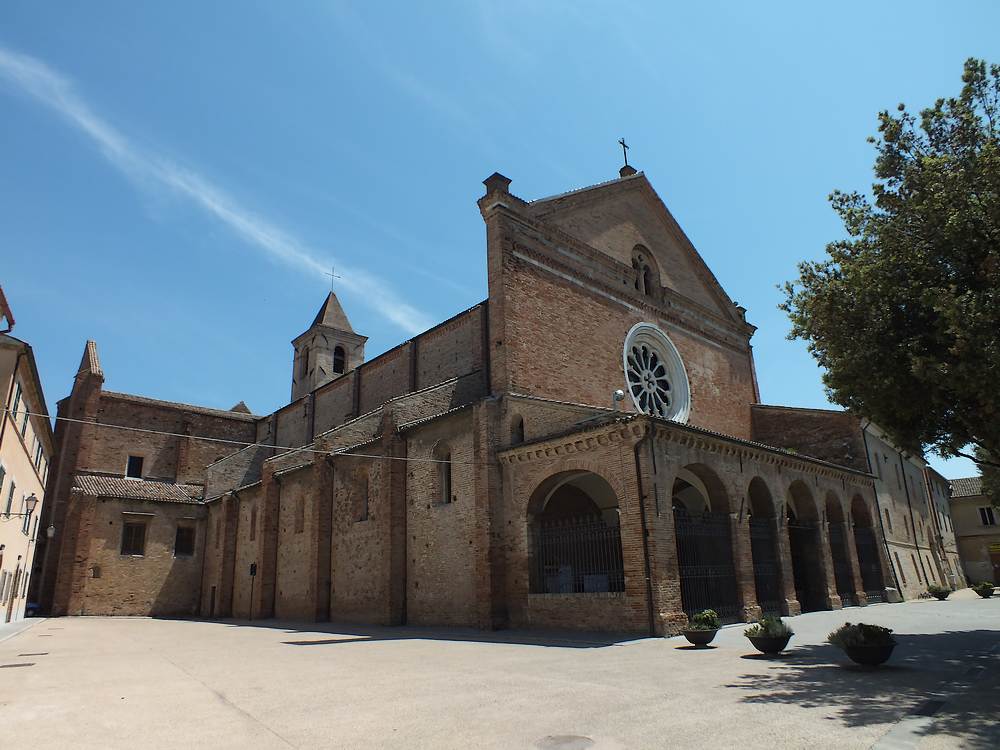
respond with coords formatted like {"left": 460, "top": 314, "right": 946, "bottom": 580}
{"left": 43, "top": 166, "right": 912, "bottom": 633}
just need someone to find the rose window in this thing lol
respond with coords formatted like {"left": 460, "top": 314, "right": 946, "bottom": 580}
{"left": 622, "top": 323, "right": 691, "bottom": 423}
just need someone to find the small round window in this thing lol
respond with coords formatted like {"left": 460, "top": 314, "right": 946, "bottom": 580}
{"left": 622, "top": 323, "right": 691, "bottom": 423}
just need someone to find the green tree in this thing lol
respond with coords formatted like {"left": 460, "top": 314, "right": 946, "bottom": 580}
{"left": 976, "top": 448, "right": 1000, "bottom": 506}
{"left": 782, "top": 58, "right": 1000, "bottom": 469}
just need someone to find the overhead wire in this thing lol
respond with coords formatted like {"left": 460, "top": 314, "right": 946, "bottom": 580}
{"left": 10, "top": 409, "right": 496, "bottom": 467}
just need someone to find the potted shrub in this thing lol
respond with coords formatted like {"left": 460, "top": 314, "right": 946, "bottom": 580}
{"left": 744, "top": 615, "right": 794, "bottom": 654}
{"left": 926, "top": 584, "right": 951, "bottom": 600}
{"left": 682, "top": 609, "right": 720, "bottom": 647}
{"left": 973, "top": 581, "right": 995, "bottom": 598}
{"left": 828, "top": 623, "right": 897, "bottom": 666}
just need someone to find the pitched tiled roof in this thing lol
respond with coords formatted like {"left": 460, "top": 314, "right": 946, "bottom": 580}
{"left": 72, "top": 474, "right": 203, "bottom": 504}
{"left": 950, "top": 476, "right": 984, "bottom": 498}
{"left": 101, "top": 391, "right": 258, "bottom": 421}
{"left": 311, "top": 291, "right": 355, "bottom": 332}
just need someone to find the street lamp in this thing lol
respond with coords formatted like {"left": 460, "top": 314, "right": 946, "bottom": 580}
{"left": 2, "top": 493, "right": 37, "bottom": 519}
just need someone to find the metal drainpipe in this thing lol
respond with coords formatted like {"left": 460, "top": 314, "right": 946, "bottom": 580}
{"left": 898, "top": 452, "right": 930, "bottom": 585}
{"left": 632, "top": 423, "right": 656, "bottom": 636}
{"left": 860, "top": 421, "right": 904, "bottom": 596}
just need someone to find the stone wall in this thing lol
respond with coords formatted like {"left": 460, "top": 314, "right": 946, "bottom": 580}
{"left": 59, "top": 496, "right": 206, "bottom": 616}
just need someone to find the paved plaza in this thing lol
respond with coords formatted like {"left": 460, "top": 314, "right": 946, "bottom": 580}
{"left": 1, "top": 593, "right": 998, "bottom": 749}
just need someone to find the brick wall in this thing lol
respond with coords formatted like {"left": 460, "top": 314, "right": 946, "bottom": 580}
{"left": 231, "top": 484, "right": 264, "bottom": 618}
{"left": 274, "top": 468, "right": 317, "bottom": 620}
{"left": 502, "top": 259, "right": 756, "bottom": 438}
{"left": 62, "top": 497, "right": 205, "bottom": 616}
{"left": 403, "top": 411, "right": 479, "bottom": 626}
{"left": 750, "top": 406, "right": 868, "bottom": 471}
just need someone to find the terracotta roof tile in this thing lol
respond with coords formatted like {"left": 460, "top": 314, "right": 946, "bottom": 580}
{"left": 71, "top": 474, "right": 203, "bottom": 504}
{"left": 949, "top": 476, "right": 983, "bottom": 498}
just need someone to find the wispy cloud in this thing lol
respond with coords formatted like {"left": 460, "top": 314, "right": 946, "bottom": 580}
{"left": 0, "top": 45, "right": 433, "bottom": 335}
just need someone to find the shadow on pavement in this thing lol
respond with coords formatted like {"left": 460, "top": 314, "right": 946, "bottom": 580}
{"left": 727, "top": 629, "right": 1000, "bottom": 748}
{"left": 159, "top": 616, "right": 647, "bottom": 649}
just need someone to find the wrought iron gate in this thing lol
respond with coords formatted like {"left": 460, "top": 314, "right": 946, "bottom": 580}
{"left": 530, "top": 516, "right": 624, "bottom": 594}
{"left": 749, "top": 517, "right": 782, "bottom": 615}
{"left": 674, "top": 509, "right": 740, "bottom": 622}
{"left": 787, "top": 520, "right": 827, "bottom": 612}
{"left": 853, "top": 526, "right": 886, "bottom": 603}
{"left": 828, "top": 523, "right": 857, "bottom": 607}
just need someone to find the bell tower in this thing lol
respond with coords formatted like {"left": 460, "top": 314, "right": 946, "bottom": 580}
{"left": 291, "top": 292, "right": 366, "bottom": 401}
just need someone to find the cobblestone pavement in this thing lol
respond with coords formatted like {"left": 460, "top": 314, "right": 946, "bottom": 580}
{"left": 1, "top": 592, "right": 997, "bottom": 749}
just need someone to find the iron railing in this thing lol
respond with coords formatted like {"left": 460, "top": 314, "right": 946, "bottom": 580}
{"left": 828, "top": 523, "right": 857, "bottom": 607}
{"left": 674, "top": 510, "right": 741, "bottom": 622}
{"left": 749, "top": 517, "right": 783, "bottom": 615}
{"left": 787, "top": 520, "right": 827, "bottom": 612}
{"left": 530, "top": 517, "right": 624, "bottom": 594}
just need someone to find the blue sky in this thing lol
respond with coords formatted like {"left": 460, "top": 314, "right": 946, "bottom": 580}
{"left": 1, "top": 2, "right": 995, "bottom": 478}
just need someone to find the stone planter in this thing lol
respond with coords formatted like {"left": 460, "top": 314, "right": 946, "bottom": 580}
{"left": 747, "top": 633, "right": 792, "bottom": 655}
{"left": 975, "top": 587, "right": 995, "bottom": 599}
{"left": 844, "top": 643, "right": 896, "bottom": 666}
{"left": 682, "top": 628, "right": 718, "bottom": 647}
{"left": 930, "top": 591, "right": 950, "bottom": 601}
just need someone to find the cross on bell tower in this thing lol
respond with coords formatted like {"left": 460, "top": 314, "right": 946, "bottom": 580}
{"left": 618, "top": 137, "right": 637, "bottom": 177}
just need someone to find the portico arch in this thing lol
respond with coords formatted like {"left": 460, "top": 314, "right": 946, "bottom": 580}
{"left": 747, "top": 477, "right": 781, "bottom": 614}
{"left": 825, "top": 491, "right": 856, "bottom": 606}
{"left": 527, "top": 471, "right": 623, "bottom": 594}
{"left": 672, "top": 464, "right": 739, "bottom": 621}
{"left": 851, "top": 494, "right": 886, "bottom": 602}
{"left": 786, "top": 480, "right": 827, "bottom": 612}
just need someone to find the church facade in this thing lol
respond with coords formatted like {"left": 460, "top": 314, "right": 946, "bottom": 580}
{"left": 39, "top": 166, "right": 936, "bottom": 634}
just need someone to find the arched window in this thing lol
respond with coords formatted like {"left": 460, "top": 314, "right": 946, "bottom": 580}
{"left": 511, "top": 415, "right": 525, "bottom": 445}
{"left": 333, "top": 345, "right": 346, "bottom": 374}
{"left": 433, "top": 443, "right": 452, "bottom": 504}
{"left": 631, "top": 246, "right": 659, "bottom": 298}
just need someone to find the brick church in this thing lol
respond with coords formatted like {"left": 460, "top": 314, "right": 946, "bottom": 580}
{"left": 35, "top": 166, "right": 905, "bottom": 634}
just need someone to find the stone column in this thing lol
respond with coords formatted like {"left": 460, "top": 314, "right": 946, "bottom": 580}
{"left": 775, "top": 515, "right": 802, "bottom": 616}
{"left": 842, "top": 520, "right": 868, "bottom": 607}
{"left": 643, "top": 439, "right": 687, "bottom": 635}
{"left": 818, "top": 520, "right": 843, "bottom": 610}
{"left": 730, "top": 506, "right": 761, "bottom": 622}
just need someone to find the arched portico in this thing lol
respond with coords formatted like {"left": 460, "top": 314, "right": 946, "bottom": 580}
{"left": 527, "top": 471, "right": 624, "bottom": 594}
{"left": 747, "top": 477, "right": 782, "bottom": 615}
{"left": 786, "top": 481, "right": 828, "bottom": 612}
{"left": 672, "top": 465, "right": 739, "bottom": 622}
{"left": 851, "top": 494, "right": 886, "bottom": 602}
{"left": 825, "top": 492, "right": 857, "bottom": 607}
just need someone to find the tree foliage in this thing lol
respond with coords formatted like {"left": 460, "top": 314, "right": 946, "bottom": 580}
{"left": 782, "top": 58, "right": 1000, "bottom": 468}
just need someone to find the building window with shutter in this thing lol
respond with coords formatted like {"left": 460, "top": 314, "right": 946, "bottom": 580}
{"left": 121, "top": 522, "right": 147, "bottom": 556}
{"left": 174, "top": 526, "right": 195, "bottom": 556}
{"left": 979, "top": 507, "right": 997, "bottom": 526}
{"left": 125, "top": 455, "right": 144, "bottom": 479}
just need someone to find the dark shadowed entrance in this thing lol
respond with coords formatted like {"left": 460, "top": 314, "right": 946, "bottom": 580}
{"left": 528, "top": 472, "right": 624, "bottom": 594}
{"left": 851, "top": 494, "right": 886, "bottom": 602}
{"left": 786, "top": 481, "right": 827, "bottom": 612}
{"left": 826, "top": 493, "right": 856, "bottom": 606}
{"left": 748, "top": 477, "right": 782, "bottom": 615}
{"left": 672, "top": 466, "right": 740, "bottom": 622}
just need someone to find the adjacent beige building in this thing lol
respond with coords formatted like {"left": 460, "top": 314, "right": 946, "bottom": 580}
{"left": 1, "top": 301, "right": 55, "bottom": 622}
{"left": 949, "top": 476, "right": 1000, "bottom": 585}
{"left": 924, "top": 468, "right": 963, "bottom": 588}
